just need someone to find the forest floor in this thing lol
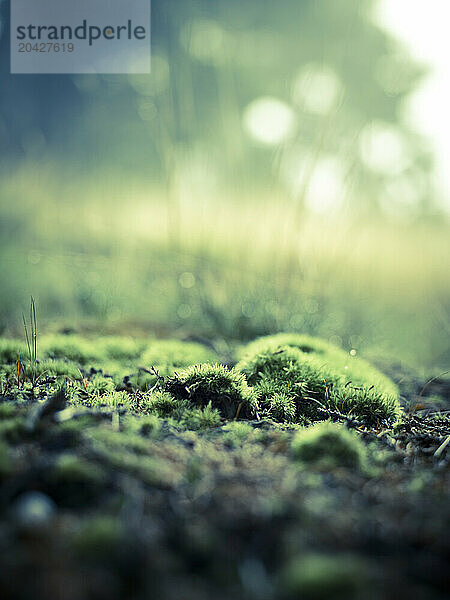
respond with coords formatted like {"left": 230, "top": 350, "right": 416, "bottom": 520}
{"left": 0, "top": 334, "right": 448, "bottom": 600}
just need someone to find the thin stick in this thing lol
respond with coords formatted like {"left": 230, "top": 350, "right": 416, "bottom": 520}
{"left": 416, "top": 370, "right": 450, "bottom": 403}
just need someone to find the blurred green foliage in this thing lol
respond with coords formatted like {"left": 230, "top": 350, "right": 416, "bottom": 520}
{"left": 0, "top": 0, "right": 431, "bottom": 209}
{"left": 0, "top": 0, "right": 449, "bottom": 368}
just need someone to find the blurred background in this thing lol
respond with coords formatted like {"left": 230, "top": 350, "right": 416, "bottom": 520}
{"left": 0, "top": 0, "right": 449, "bottom": 368}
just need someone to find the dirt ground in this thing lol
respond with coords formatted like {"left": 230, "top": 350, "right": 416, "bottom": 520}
{"left": 0, "top": 350, "right": 448, "bottom": 600}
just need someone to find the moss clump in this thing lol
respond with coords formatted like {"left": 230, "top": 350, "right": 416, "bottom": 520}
{"left": 146, "top": 391, "right": 182, "bottom": 418}
{"left": 84, "top": 374, "right": 116, "bottom": 395}
{"left": 0, "top": 402, "right": 18, "bottom": 419}
{"left": 281, "top": 553, "right": 367, "bottom": 599}
{"left": 51, "top": 453, "right": 105, "bottom": 485}
{"left": 22, "top": 335, "right": 217, "bottom": 382}
{"left": 138, "top": 414, "right": 162, "bottom": 436}
{"left": 266, "top": 392, "right": 297, "bottom": 423}
{"left": 291, "top": 422, "right": 368, "bottom": 472}
{"left": 141, "top": 339, "right": 217, "bottom": 369}
{"left": 222, "top": 422, "right": 254, "bottom": 448}
{"left": 122, "top": 414, "right": 161, "bottom": 438}
{"left": 34, "top": 359, "right": 82, "bottom": 379}
{"left": 164, "top": 363, "right": 259, "bottom": 419}
{"left": 0, "top": 357, "right": 80, "bottom": 381}
{"left": 177, "top": 403, "right": 222, "bottom": 430}
{"left": 0, "top": 339, "right": 27, "bottom": 364}
{"left": 95, "top": 390, "right": 132, "bottom": 410}
{"left": 0, "top": 403, "right": 26, "bottom": 444}
{"left": 236, "top": 333, "right": 400, "bottom": 424}
{"left": 40, "top": 334, "right": 100, "bottom": 365}
{"left": 330, "top": 385, "right": 400, "bottom": 426}
{"left": 97, "top": 336, "right": 145, "bottom": 360}
{"left": 0, "top": 416, "right": 26, "bottom": 444}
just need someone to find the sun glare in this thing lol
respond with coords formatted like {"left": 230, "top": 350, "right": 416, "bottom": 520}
{"left": 243, "top": 97, "right": 298, "bottom": 146}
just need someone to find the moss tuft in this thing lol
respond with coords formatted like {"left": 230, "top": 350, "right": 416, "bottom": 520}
{"left": 236, "top": 333, "right": 400, "bottom": 424}
{"left": 36, "top": 359, "right": 82, "bottom": 379}
{"left": 291, "top": 422, "right": 368, "bottom": 472}
{"left": 266, "top": 392, "right": 297, "bottom": 423}
{"left": 84, "top": 374, "right": 116, "bottom": 395}
{"left": 281, "top": 553, "right": 367, "bottom": 599}
{"left": 164, "top": 363, "right": 259, "bottom": 419}
{"left": 146, "top": 391, "right": 183, "bottom": 418}
{"left": 98, "top": 390, "right": 133, "bottom": 410}
{"left": 329, "top": 385, "right": 401, "bottom": 425}
{"left": 177, "top": 403, "right": 222, "bottom": 430}
{"left": 222, "top": 421, "right": 254, "bottom": 447}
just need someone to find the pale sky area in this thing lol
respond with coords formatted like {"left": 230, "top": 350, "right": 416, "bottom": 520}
{"left": 373, "top": 0, "right": 450, "bottom": 213}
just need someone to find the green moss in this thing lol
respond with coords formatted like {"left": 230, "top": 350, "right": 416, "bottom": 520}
{"left": 329, "top": 385, "right": 401, "bottom": 425}
{"left": 83, "top": 424, "right": 180, "bottom": 487}
{"left": 236, "top": 333, "right": 400, "bottom": 424}
{"left": 96, "top": 390, "right": 133, "bottom": 410}
{"left": 143, "top": 391, "right": 182, "bottom": 417}
{"left": 0, "top": 333, "right": 400, "bottom": 430}
{"left": 0, "top": 402, "right": 19, "bottom": 419}
{"left": 120, "top": 370, "right": 161, "bottom": 392}
{"left": 36, "top": 335, "right": 216, "bottom": 372}
{"left": 97, "top": 336, "right": 145, "bottom": 360}
{"left": 222, "top": 422, "right": 254, "bottom": 447}
{"left": 164, "top": 363, "right": 259, "bottom": 419}
{"left": 0, "top": 440, "right": 11, "bottom": 477}
{"left": 3, "top": 357, "right": 82, "bottom": 381}
{"left": 281, "top": 553, "right": 367, "bottom": 599}
{"left": 266, "top": 392, "right": 297, "bottom": 423}
{"left": 104, "top": 448, "right": 178, "bottom": 488}
{"left": 51, "top": 453, "right": 105, "bottom": 485}
{"left": 84, "top": 374, "right": 116, "bottom": 395}
{"left": 176, "top": 403, "right": 222, "bottom": 430}
{"left": 140, "top": 391, "right": 222, "bottom": 430}
{"left": 0, "top": 339, "right": 27, "bottom": 364}
{"left": 291, "top": 422, "right": 368, "bottom": 472}
{"left": 40, "top": 334, "right": 100, "bottom": 365}
{"left": 141, "top": 339, "right": 217, "bottom": 369}
{"left": 88, "top": 426, "right": 151, "bottom": 455}
{"left": 37, "top": 359, "right": 83, "bottom": 379}
{"left": 122, "top": 414, "right": 161, "bottom": 437}
{"left": 0, "top": 416, "right": 26, "bottom": 444}
{"left": 72, "top": 516, "right": 125, "bottom": 560}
